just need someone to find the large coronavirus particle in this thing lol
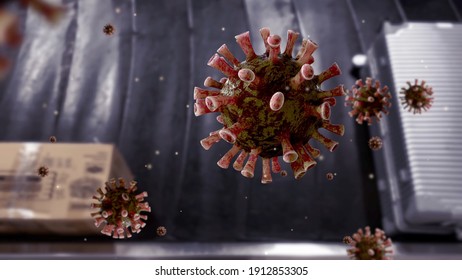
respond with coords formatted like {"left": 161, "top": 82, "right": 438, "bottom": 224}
{"left": 343, "top": 226, "right": 393, "bottom": 260}
{"left": 345, "top": 78, "right": 391, "bottom": 125}
{"left": 400, "top": 79, "right": 433, "bottom": 114}
{"left": 194, "top": 28, "right": 345, "bottom": 183}
{"left": 91, "top": 178, "right": 151, "bottom": 239}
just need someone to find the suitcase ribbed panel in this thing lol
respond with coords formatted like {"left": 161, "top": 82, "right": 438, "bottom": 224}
{"left": 385, "top": 23, "right": 462, "bottom": 224}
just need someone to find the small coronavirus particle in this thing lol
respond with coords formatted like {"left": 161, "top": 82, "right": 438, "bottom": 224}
{"left": 103, "top": 24, "right": 115, "bottom": 36}
{"left": 400, "top": 79, "right": 433, "bottom": 114}
{"left": 368, "top": 136, "right": 382, "bottom": 151}
{"left": 345, "top": 78, "right": 391, "bottom": 125}
{"left": 91, "top": 178, "right": 151, "bottom": 239}
{"left": 343, "top": 226, "right": 393, "bottom": 260}
{"left": 37, "top": 166, "right": 49, "bottom": 177}
{"left": 156, "top": 226, "right": 167, "bottom": 237}
{"left": 194, "top": 28, "right": 345, "bottom": 183}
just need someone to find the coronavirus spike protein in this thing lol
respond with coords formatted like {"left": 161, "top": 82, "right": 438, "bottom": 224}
{"left": 400, "top": 79, "right": 433, "bottom": 114}
{"left": 194, "top": 28, "right": 346, "bottom": 183}
{"left": 343, "top": 226, "right": 393, "bottom": 260}
{"left": 345, "top": 78, "right": 391, "bottom": 125}
{"left": 91, "top": 178, "right": 151, "bottom": 238}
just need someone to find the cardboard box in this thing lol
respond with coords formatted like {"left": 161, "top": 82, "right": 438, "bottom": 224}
{"left": 0, "top": 143, "right": 133, "bottom": 235}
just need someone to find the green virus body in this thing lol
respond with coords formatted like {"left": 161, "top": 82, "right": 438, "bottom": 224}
{"left": 343, "top": 226, "right": 393, "bottom": 260}
{"left": 194, "top": 28, "right": 345, "bottom": 183}
{"left": 91, "top": 178, "right": 151, "bottom": 239}
{"left": 400, "top": 79, "right": 433, "bottom": 114}
{"left": 345, "top": 78, "right": 391, "bottom": 125}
